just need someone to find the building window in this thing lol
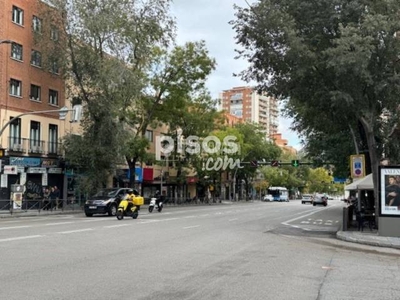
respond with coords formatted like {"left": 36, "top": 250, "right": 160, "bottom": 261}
{"left": 30, "top": 84, "right": 41, "bottom": 101}
{"left": 12, "top": 6, "right": 24, "bottom": 25}
{"left": 145, "top": 130, "right": 153, "bottom": 142}
{"left": 10, "top": 79, "right": 22, "bottom": 97}
{"left": 31, "top": 50, "right": 42, "bottom": 67}
{"left": 49, "top": 89, "right": 58, "bottom": 105}
{"left": 32, "top": 16, "right": 42, "bottom": 33}
{"left": 51, "top": 60, "right": 59, "bottom": 74}
{"left": 9, "top": 117, "right": 21, "bottom": 149}
{"left": 11, "top": 43, "right": 23, "bottom": 60}
{"left": 30, "top": 121, "right": 41, "bottom": 148}
{"left": 49, "top": 124, "right": 58, "bottom": 154}
{"left": 50, "top": 26, "right": 59, "bottom": 41}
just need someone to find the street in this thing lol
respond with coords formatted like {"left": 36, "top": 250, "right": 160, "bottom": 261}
{"left": 0, "top": 200, "right": 399, "bottom": 300}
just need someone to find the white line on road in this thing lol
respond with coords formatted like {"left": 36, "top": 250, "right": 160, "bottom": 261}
{"left": 183, "top": 225, "right": 200, "bottom": 229}
{"left": 229, "top": 218, "right": 238, "bottom": 222}
{"left": 104, "top": 224, "right": 131, "bottom": 228}
{"left": 0, "top": 225, "right": 31, "bottom": 230}
{"left": 0, "top": 235, "right": 43, "bottom": 242}
{"left": 281, "top": 206, "right": 333, "bottom": 226}
{"left": 58, "top": 228, "right": 94, "bottom": 234}
{"left": 45, "top": 222, "right": 74, "bottom": 226}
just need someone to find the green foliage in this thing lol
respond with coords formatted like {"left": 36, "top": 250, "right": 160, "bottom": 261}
{"left": 232, "top": 0, "right": 400, "bottom": 206}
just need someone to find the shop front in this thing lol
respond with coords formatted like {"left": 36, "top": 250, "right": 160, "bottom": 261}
{"left": 0, "top": 156, "right": 64, "bottom": 210}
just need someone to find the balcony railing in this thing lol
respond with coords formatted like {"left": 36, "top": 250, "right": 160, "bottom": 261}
{"left": 47, "top": 140, "right": 62, "bottom": 156}
{"left": 27, "top": 139, "right": 45, "bottom": 154}
{"left": 7, "top": 136, "right": 62, "bottom": 156}
{"left": 8, "top": 137, "right": 25, "bottom": 153}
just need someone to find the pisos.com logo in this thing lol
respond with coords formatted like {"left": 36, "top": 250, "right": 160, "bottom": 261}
{"left": 155, "top": 135, "right": 243, "bottom": 171}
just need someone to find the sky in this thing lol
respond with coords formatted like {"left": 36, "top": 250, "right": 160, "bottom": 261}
{"left": 170, "top": 0, "right": 302, "bottom": 150}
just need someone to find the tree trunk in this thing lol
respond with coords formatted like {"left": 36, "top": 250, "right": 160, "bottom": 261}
{"left": 359, "top": 117, "right": 380, "bottom": 227}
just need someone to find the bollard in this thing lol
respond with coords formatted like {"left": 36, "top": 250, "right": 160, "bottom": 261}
{"left": 343, "top": 207, "right": 348, "bottom": 231}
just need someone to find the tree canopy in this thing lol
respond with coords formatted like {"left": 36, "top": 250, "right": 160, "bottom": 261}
{"left": 232, "top": 0, "right": 400, "bottom": 211}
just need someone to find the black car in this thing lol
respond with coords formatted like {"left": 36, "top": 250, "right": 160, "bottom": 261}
{"left": 84, "top": 188, "right": 130, "bottom": 217}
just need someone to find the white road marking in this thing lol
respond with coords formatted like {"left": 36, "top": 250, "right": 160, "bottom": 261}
{"left": 45, "top": 222, "right": 74, "bottom": 226}
{"left": 0, "top": 225, "right": 31, "bottom": 230}
{"left": 300, "top": 221, "right": 310, "bottom": 224}
{"left": 229, "top": 218, "right": 238, "bottom": 222}
{"left": 183, "top": 225, "right": 200, "bottom": 229}
{"left": 281, "top": 206, "right": 332, "bottom": 226}
{"left": 104, "top": 224, "right": 131, "bottom": 228}
{"left": 58, "top": 228, "right": 94, "bottom": 234}
{"left": 183, "top": 216, "right": 196, "bottom": 219}
{"left": 0, "top": 235, "right": 43, "bottom": 242}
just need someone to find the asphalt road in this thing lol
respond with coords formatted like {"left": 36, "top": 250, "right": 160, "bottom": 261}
{"left": 0, "top": 200, "right": 399, "bottom": 300}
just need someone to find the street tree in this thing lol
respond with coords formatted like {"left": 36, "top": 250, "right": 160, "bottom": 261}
{"left": 232, "top": 0, "right": 400, "bottom": 215}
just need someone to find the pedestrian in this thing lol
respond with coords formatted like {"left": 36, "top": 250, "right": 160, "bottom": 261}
{"left": 42, "top": 187, "right": 50, "bottom": 210}
{"left": 53, "top": 186, "right": 61, "bottom": 208}
{"left": 49, "top": 186, "right": 57, "bottom": 210}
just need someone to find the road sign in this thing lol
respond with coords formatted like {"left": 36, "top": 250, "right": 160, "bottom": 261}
{"left": 271, "top": 160, "right": 280, "bottom": 167}
{"left": 250, "top": 160, "right": 258, "bottom": 167}
{"left": 350, "top": 155, "right": 365, "bottom": 178}
{"left": 291, "top": 160, "right": 300, "bottom": 167}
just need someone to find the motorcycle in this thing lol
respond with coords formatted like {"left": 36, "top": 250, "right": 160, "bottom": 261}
{"left": 148, "top": 196, "right": 163, "bottom": 213}
{"left": 116, "top": 193, "right": 144, "bottom": 220}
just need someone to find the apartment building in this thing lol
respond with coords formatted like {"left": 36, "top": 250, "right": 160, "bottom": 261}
{"left": 220, "top": 86, "right": 279, "bottom": 137}
{"left": 0, "top": 0, "right": 66, "bottom": 204}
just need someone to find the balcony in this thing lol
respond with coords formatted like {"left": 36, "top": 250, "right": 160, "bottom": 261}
{"left": 47, "top": 140, "right": 62, "bottom": 156}
{"left": 28, "top": 139, "right": 45, "bottom": 154}
{"left": 8, "top": 137, "right": 25, "bottom": 153}
{"left": 7, "top": 137, "right": 62, "bottom": 156}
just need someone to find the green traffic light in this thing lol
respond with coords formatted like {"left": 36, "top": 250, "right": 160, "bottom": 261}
{"left": 292, "top": 160, "right": 300, "bottom": 167}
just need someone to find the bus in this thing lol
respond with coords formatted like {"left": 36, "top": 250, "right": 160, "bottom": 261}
{"left": 267, "top": 187, "right": 289, "bottom": 202}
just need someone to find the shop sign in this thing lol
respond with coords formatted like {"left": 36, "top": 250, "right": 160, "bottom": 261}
{"left": 41, "top": 159, "right": 58, "bottom": 167}
{"left": 42, "top": 173, "right": 48, "bottom": 186}
{"left": 27, "top": 167, "right": 47, "bottom": 174}
{"left": 1, "top": 174, "right": 7, "bottom": 188}
{"left": 4, "top": 165, "right": 18, "bottom": 175}
{"left": 48, "top": 167, "right": 63, "bottom": 174}
{"left": 10, "top": 157, "right": 41, "bottom": 167}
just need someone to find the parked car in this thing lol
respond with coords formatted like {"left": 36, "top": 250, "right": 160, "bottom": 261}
{"left": 84, "top": 188, "right": 131, "bottom": 217}
{"left": 262, "top": 194, "right": 274, "bottom": 202}
{"left": 301, "top": 194, "right": 313, "bottom": 204}
{"left": 313, "top": 194, "right": 328, "bottom": 206}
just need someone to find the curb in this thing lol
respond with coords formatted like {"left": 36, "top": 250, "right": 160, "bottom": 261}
{"left": 0, "top": 210, "right": 83, "bottom": 219}
{"left": 336, "top": 231, "right": 400, "bottom": 250}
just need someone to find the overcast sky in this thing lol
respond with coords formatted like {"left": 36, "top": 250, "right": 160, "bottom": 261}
{"left": 171, "top": 0, "right": 302, "bottom": 150}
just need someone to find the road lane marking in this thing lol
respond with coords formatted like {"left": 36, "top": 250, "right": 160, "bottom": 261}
{"left": 281, "top": 206, "right": 333, "bottom": 226}
{"left": 104, "top": 224, "right": 131, "bottom": 228}
{"left": 0, "top": 235, "right": 43, "bottom": 242}
{"left": 183, "top": 225, "right": 200, "bottom": 229}
{"left": 58, "top": 228, "right": 94, "bottom": 234}
{"left": 45, "top": 222, "right": 74, "bottom": 226}
{"left": 0, "top": 225, "right": 31, "bottom": 230}
{"left": 229, "top": 218, "right": 238, "bottom": 222}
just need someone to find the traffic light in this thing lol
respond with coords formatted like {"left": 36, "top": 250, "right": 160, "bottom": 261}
{"left": 291, "top": 160, "right": 300, "bottom": 167}
{"left": 271, "top": 160, "right": 280, "bottom": 167}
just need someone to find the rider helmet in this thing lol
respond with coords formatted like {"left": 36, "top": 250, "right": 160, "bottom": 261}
{"left": 127, "top": 189, "right": 134, "bottom": 194}
{"left": 133, "top": 189, "right": 139, "bottom": 196}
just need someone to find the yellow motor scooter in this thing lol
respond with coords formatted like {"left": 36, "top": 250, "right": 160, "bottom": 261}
{"left": 116, "top": 190, "right": 144, "bottom": 220}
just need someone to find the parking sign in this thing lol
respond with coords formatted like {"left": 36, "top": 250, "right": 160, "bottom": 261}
{"left": 350, "top": 155, "right": 365, "bottom": 178}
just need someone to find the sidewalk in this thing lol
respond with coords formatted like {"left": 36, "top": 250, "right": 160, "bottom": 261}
{"left": 0, "top": 207, "right": 83, "bottom": 218}
{"left": 336, "top": 230, "right": 400, "bottom": 249}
